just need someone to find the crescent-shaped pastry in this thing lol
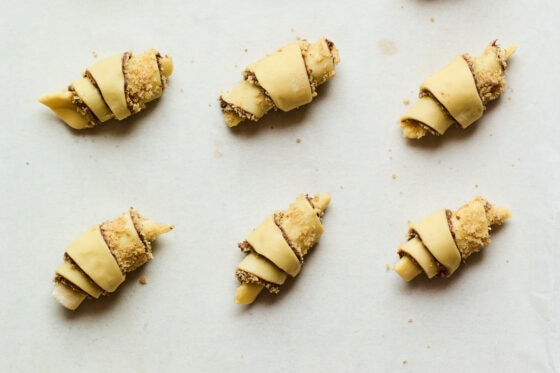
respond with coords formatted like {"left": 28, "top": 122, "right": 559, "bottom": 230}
{"left": 220, "top": 38, "right": 339, "bottom": 127}
{"left": 53, "top": 209, "right": 173, "bottom": 310}
{"left": 39, "top": 49, "right": 173, "bottom": 129}
{"left": 234, "top": 194, "right": 330, "bottom": 304}
{"left": 400, "top": 41, "right": 516, "bottom": 139}
{"left": 394, "top": 197, "right": 510, "bottom": 281}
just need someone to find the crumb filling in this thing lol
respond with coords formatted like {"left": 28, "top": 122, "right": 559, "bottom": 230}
{"left": 274, "top": 212, "right": 304, "bottom": 263}
{"left": 235, "top": 268, "right": 281, "bottom": 294}
{"left": 299, "top": 43, "right": 318, "bottom": 97}
{"left": 125, "top": 51, "right": 166, "bottom": 114}
{"left": 131, "top": 210, "right": 152, "bottom": 255}
{"left": 155, "top": 53, "right": 167, "bottom": 90}
{"left": 121, "top": 52, "right": 134, "bottom": 114}
{"left": 219, "top": 98, "right": 261, "bottom": 122}
{"left": 99, "top": 225, "right": 127, "bottom": 278}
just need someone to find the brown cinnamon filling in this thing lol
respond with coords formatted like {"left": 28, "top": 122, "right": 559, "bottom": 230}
{"left": 219, "top": 98, "right": 260, "bottom": 122}
{"left": 462, "top": 54, "right": 486, "bottom": 107}
{"left": 130, "top": 209, "right": 151, "bottom": 254}
{"left": 235, "top": 269, "right": 281, "bottom": 294}
{"left": 155, "top": 53, "right": 166, "bottom": 90}
{"left": 274, "top": 212, "right": 303, "bottom": 263}
{"left": 121, "top": 52, "right": 134, "bottom": 113}
{"left": 99, "top": 223, "right": 126, "bottom": 275}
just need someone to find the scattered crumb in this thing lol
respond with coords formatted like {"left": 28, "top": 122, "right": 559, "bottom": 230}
{"left": 378, "top": 39, "right": 397, "bottom": 56}
{"left": 234, "top": 63, "right": 238, "bottom": 68}
{"left": 296, "top": 138, "right": 302, "bottom": 143}
{"left": 506, "top": 259, "right": 510, "bottom": 264}
{"left": 296, "top": 35, "right": 302, "bottom": 41}
{"left": 25, "top": 161, "right": 30, "bottom": 166}
{"left": 290, "top": 27, "right": 295, "bottom": 32}
{"left": 407, "top": 318, "right": 413, "bottom": 323}
{"left": 426, "top": 344, "right": 431, "bottom": 349}
{"left": 244, "top": 48, "right": 248, "bottom": 53}
{"left": 214, "top": 150, "right": 224, "bottom": 158}
{"left": 430, "top": 17, "right": 435, "bottom": 23}
{"left": 474, "top": 183, "right": 479, "bottom": 188}
{"left": 139, "top": 276, "right": 147, "bottom": 285}
{"left": 402, "top": 359, "right": 408, "bottom": 365}
{"left": 385, "top": 263, "right": 391, "bottom": 271}
{"left": 403, "top": 98, "right": 410, "bottom": 105}
{"left": 270, "top": 125, "right": 275, "bottom": 130}
{"left": 392, "top": 173, "right": 397, "bottom": 180}
{"left": 180, "top": 88, "right": 184, "bottom": 93}
{"left": 92, "top": 51, "right": 98, "bottom": 58}
{"left": 340, "top": 185, "right": 344, "bottom": 190}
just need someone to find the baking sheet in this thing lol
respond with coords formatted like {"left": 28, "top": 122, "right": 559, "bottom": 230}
{"left": 1, "top": 0, "right": 559, "bottom": 371}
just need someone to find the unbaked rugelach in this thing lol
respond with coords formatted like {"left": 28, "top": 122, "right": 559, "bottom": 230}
{"left": 234, "top": 194, "right": 330, "bottom": 304}
{"left": 400, "top": 41, "right": 516, "bottom": 139}
{"left": 220, "top": 38, "right": 339, "bottom": 127}
{"left": 39, "top": 49, "right": 173, "bottom": 129}
{"left": 53, "top": 209, "right": 173, "bottom": 310}
{"left": 394, "top": 197, "right": 510, "bottom": 281}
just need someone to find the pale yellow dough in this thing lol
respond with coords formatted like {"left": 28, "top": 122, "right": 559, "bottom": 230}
{"left": 220, "top": 38, "right": 340, "bottom": 127}
{"left": 394, "top": 197, "right": 510, "bottom": 281}
{"left": 234, "top": 194, "right": 330, "bottom": 304}
{"left": 39, "top": 49, "right": 173, "bottom": 129}
{"left": 52, "top": 209, "right": 173, "bottom": 310}
{"left": 400, "top": 41, "right": 516, "bottom": 138}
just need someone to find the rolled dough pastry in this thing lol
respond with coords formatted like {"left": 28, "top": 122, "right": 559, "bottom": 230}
{"left": 39, "top": 49, "right": 173, "bottom": 129}
{"left": 400, "top": 41, "right": 516, "bottom": 138}
{"left": 220, "top": 38, "right": 340, "bottom": 127}
{"left": 234, "top": 193, "right": 330, "bottom": 304}
{"left": 52, "top": 209, "right": 173, "bottom": 310}
{"left": 394, "top": 197, "right": 510, "bottom": 281}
